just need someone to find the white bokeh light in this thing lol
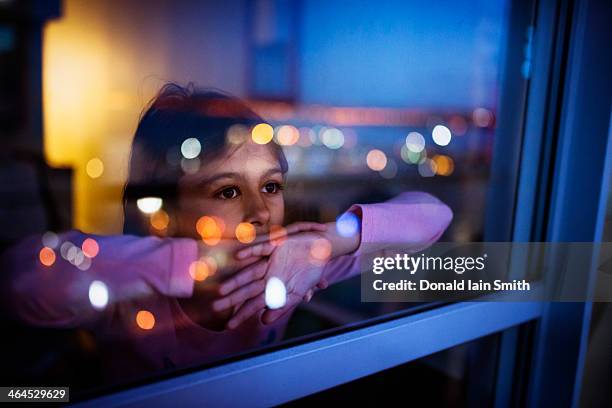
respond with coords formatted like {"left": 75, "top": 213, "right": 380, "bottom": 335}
{"left": 265, "top": 277, "right": 287, "bottom": 310}
{"left": 89, "top": 280, "right": 109, "bottom": 310}
{"left": 336, "top": 212, "right": 360, "bottom": 237}
{"left": 405, "top": 132, "right": 425, "bottom": 153}
{"left": 136, "top": 197, "right": 163, "bottom": 214}
{"left": 432, "top": 125, "right": 452, "bottom": 146}
{"left": 180, "top": 138, "right": 202, "bottom": 159}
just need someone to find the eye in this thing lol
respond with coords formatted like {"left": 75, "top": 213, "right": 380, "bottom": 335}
{"left": 216, "top": 187, "right": 240, "bottom": 200}
{"left": 262, "top": 182, "right": 283, "bottom": 194}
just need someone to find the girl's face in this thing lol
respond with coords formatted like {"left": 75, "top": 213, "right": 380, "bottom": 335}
{"left": 176, "top": 140, "right": 285, "bottom": 241}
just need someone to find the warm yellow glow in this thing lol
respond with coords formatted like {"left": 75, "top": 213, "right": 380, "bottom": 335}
{"left": 85, "top": 158, "right": 104, "bottom": 178}
{"left": 235, "top": 222, "right": 256, "bottom": 244}
{"left": 251, "top": 123, "right": 274, "bottom": 144}
{"left": 150, "top": 210, "right": 170, "bottom": 230}
{"left": 432, "top": 155, "right": 455, "bottom": 176}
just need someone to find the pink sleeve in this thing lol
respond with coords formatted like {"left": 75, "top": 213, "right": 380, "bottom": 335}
{"left": 322, "top": 191, "right": 453, "bottom": 285}
{"left": 1, "top": 231, "right": 198, "bottom": 328}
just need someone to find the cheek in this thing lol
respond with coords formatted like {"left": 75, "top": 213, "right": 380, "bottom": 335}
{"left": 268, "top": 195, "right": 285, "bottom": 225}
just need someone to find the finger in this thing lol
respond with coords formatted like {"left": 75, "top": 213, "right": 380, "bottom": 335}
{"left": 213, "top": 279, "right": 266, "bottom": 312}
{"left": 261, "top": 293, "right": 302, "bottom": 324}
{"left": 235, "top": 242, "right": 275, "bottom": 260}
{"left": 303, "top": 289, "right": 314, "bottom": 302}
{"left": 218, "top": 260, "right": 268, "bottom": 296}
{"left": 227, "top": 296, "right": 267, "bottom": 330}
{"left": 285, "top": 222, "right": 327, "bottom": 235}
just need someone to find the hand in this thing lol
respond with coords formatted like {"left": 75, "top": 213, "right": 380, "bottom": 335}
{"left": 213, "top": 227, "right": 332, "bottom": 329}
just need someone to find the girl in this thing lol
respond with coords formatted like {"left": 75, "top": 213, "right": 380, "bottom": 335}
{"left": 3, "top": 83, "right": 452, "bottom": 382}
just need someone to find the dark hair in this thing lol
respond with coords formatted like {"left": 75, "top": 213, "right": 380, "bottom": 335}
{"left": 122, "top": 82, "right": 288, "bottom": 234}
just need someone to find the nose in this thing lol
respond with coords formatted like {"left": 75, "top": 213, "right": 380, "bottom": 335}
{"left": 243, "top": 193, "right": 271, "bottom": 228}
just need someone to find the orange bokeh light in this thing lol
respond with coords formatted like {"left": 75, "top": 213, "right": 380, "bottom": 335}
{"left": 235, "top": 222, "right": 256, "bottom": 244}
{"left": 310, "top": 238, "right": 332, "bottom": 262}
{"left": 196, "top": 216, "right": 225, "bottom": 246}
{"left": 269, "top": 225, "right": 288, "bottom": 246}
{"left": 366, "top": 149, "right": 388, "bottom": 171}
{"left": 136, "top": 310, "right": 155, "bottom": 330}
{"left": 150, "top": 209, "right": 170, "bottom": 230}
{"left": 39, "top": 247, "right": 56, "bottom": 267}
{"left": 189, "top": 260, "right": 211, "bottom": 281}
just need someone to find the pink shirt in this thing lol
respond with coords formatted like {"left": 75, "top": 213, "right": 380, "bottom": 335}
{"left": 2, "top": 192, "right": 452, "bottom": 381}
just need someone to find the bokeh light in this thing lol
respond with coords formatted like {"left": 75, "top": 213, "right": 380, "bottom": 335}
{"left": 321, "top": 127, "right": 345, "bottom": 149}
{"left": 418, "top": 158, "right": 437, "bottom": 177}
{"left": 150, "top": 209, "right": 170, "bottom": 231}
{"left": 227, "top": 124, "right": 249, "bottom": 145}
{"left": 181, "top": 157, "right": 201, "bottom": 174}
{"left": 251, "top": 123, "right": 274, "bottom": 144}
{"left": 366, "top": 149, "right": 387, "bottom": 171}
{"left": 196, "top": 216, "right": 225, "bottom": 246}
{"left": 310, "top": 238, "right": 332, "bottom": 262}
{"left": 189, "top": 260, "right": 211, "bottom": 281}
{"left": 405, "top": 131, "right": 425, "bottom": 153}
{"left": 85, "top": 158, "right": 104, "bottom": 179}
{"left": 473, "top": 108, "right": 494, "bottom": 127}
{"left": 82, "top": 238, "right": 99, "bottom": 258}
{"left": 432, "top": 125, "right": 452, "bottom": 146}
{"left": 336, "top": 212, "right": 360, "bottom": 238}
{"left": 379, "top": 158, "right": 398, "bottom": 179}
{"left": 265, "top": 277, "right": 287, "bottom": 310}
{"left": 181, "top": 137, "right": 201, "bottom": 159}
{"left": 136, "top": 310, "right": 156, "bottom": 330}
{"left": 136, "top": 197, "right": 163, "bottom": 214}
{"left": 39, "top": 247, "right": 56, "bottom": 267}
{"left": 276, "top": 125, "right": 300, "bottom": 146}
{"left": 42, "top": 231, "right": 59, "bottom": 249}
{"left": 235, "top": 222, "right": 256, "bottom": 244}
{"left": 88, "top": 280, "right": 109, "bottom": 310}
{"left": 432, "top": 154, "right": 455, "bottom": 176}
{"left": 269, "top": 225, "right": 288, "bottom": 246}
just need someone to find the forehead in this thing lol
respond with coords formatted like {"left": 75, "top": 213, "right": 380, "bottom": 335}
{"left": 186, "top": 140, "right": 282, "bottom": 182}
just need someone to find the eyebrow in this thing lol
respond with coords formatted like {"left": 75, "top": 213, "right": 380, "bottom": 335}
{"left": 197, "top": 167, "right": 283, "bottom": 186}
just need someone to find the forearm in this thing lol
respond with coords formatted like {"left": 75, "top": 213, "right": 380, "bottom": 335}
{"left": 322, "top": 221, "right": 361, "bottom": 259}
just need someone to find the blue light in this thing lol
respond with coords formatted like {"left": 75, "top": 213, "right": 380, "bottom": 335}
{"left": 336, "top": 212, "right": 360, "bottom": 237}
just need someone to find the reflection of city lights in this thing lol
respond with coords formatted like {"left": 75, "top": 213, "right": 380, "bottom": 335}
{"left": 252, "top": 123, "right": 274, "bottom": 144}
{"left": 42, "top": 231, "right": 59, "bottom": 249}
{"left": 189, "top": 260, "right": 211, "bottom": 281}
{"left": 336, "top": 212, "right": 360, "bottom": 238}
{"left": 235, "top": 222, "right": 256, "bottom": 244}
{"left": 196, "top": 216, "right": 224, "bottom": 246}
{"left": 321, "top": 127, "right": 345, "bottom": 149}
{"left": 265, "top": 277, "right": 287, "bottom": 310}
{"left": 86, "top": 158, "right": 104, "bottom": 179}
{"left": 269, "top": 225, "right": 288, "bottom": 246}
{"left": 449, "top": 116, "right": 468, "bottom": 136}
{"left": 77, "top": 256, "right": 91, "bottom": 271}
{"left": 82, "top": 238, "right": 99, "bottom": 258}
{"left": 39, "top": 247, "right": 56, "bottom": 267}
{"left": 366, "top": 149, "right": 387, "bottom": 171}
{"left": 276, "top": 125, "right": 300, "bottom": 146}
{"left": 150, "top": 209, "right": 170, "bottom": 230}
{"left": 227, "top": 124, "right": 249, "bottom": 145}
{"left": 181, "top": 157, "right": 200, "bottom": 174}
{"left": 432, "top": 155, "right": 455, "bottom": 176}
{"left": 401, "top": 144, "right": 426, "bottom": 164}
{"left": 89, "top": 280, "right": 109, "bottom": 310}
{"left": 405, "top": 132, "right": 425, "bottom": 153}
{"left": 380, "top": 158, "right": 398, "bottom": 179}
{"left": 137, "top": 197, "right": 163, "bottom": 214}
{"left": 310, "top": 238, "right": 332, "bottom": 262}
{"left": 297, "top": 127, "right": 314, "bottom": 147}
{"left": 181, "top": 138, "right": 201, "bottom": 159}
{"left": 418, "top": 158, "right": 437, "bottom": 177}
{"left": 473, "top": 108, "right": 493, "bottom": 127}
{"left": 432, "top": 125, "right": 452, "bottom": 146}
{"left": 136, "top": 310, "right": 156, "bottom": 330}
{"left": 60, "top": 241, "right": 73, "bottom": 260}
